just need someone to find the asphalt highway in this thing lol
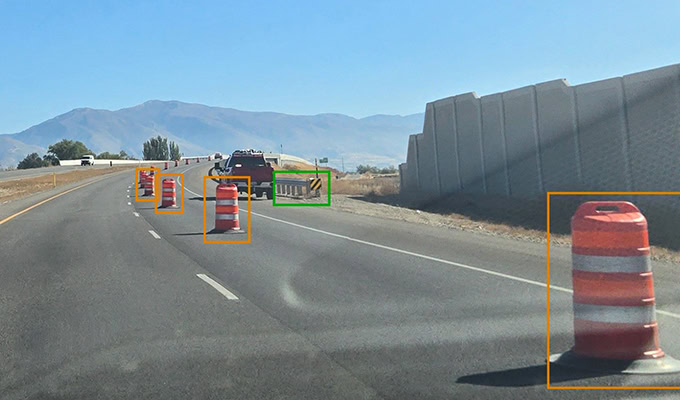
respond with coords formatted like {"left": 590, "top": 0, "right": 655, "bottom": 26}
{"left": 2, "top": 161, "right": 680, "bottom": 399}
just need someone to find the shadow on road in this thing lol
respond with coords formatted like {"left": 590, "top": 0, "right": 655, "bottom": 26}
{"left": 174, "top": 229, "right": 247, "bottom": 236}
{"left": 456, "top": 363, "right": 611, "bottom": 387}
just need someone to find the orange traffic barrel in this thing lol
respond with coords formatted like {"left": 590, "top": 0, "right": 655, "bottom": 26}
{"left": 143, "top": 173, "right": 155, "bottom": 197}
{"left": 551, "top": 201, "right": 680, "bottom": 374}
{"left": 161, "top": 179, "right": 176, "bottom": 207}
{"left": 215, "top": 183, "right": 240, "bottom": 232}
{"left": 139, "top": 170, "right": 148, "bottom": 188}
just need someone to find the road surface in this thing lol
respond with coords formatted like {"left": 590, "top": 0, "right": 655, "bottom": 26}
{"left": 2, "top": 162, "right": 680, "bottom": 399}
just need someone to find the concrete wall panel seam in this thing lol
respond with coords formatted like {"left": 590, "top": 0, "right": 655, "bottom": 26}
{"left": 500, "top": 93, "right": 512, "bottom": 196}
{"left": 415, "top": 134, "right": 420, "bottom": 190}
{"left": 572, "top": 87, "right": 583, "bottom": 185}
{"left": 453, "top": 100, "right": 463, "bottom": 191}
{"left": 531, "top": 85, "right": 545, "bottom": 193}
{"left": 431, "top": 103, "right": 442, "bottom": 196}
{"left": 619, "top": 78, "right": 633, "bottom": 191}
{"left": 477, "top": 97, "right": 488, "bottom": 194}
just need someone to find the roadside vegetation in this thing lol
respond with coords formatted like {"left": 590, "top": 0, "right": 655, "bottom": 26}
{"left": 16, "top": 139, "right": 136, "bottom": 169}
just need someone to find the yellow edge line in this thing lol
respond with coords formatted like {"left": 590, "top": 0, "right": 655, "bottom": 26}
{"left": 0, "top": 176, "right": 110, "bottom": 226}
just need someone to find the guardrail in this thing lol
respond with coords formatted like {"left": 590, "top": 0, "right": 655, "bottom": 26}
{"left": 275, "top": 178, "right": 319, "bottom": 198}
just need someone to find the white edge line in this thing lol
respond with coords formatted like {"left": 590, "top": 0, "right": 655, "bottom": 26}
{"left": 148, "top": 230, "right": 161, "bottom": 239}
{"left": 250, "top": 210, "right": 573, "bottom": 292}
{"left": 180, "top": 166, "right": 680, "bottom": 320}
{"left": 197, "top": 273, "right": 239, "bottom": 300}
{"left": 133, "top": 212, "right": 140, "bottom": 217}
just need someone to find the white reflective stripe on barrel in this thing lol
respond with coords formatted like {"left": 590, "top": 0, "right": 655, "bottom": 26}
{"left": 216, "top": 214, "right": 239, "bottom": 220}
{"left": 572, "top": 254, "right": 650, "bottom": 273}
{"left": 573, "top": 303, "right": 656, "bottom": 324}
{"left": 216, "top": 199, "right": 237, "bottom": 206}
{"left": 162, "top": 197, "right": 174, "bottom": 200}
{"left": 162, "top": 188, "right": 175, "bottom": 192}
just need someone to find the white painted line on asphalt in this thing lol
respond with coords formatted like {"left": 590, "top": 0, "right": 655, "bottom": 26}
{"left": 133, "top": 212, "right": 140, "bottom": 217}
{"left": 127, "top": 202, "right": 131, "bottom": 205}
{"left": 126, "top": 195, "right": 130, "bottom": 198}
{"left": 251, "top": 211, "right": 575, "bottom": 292}
{"left": 196, "top": 273, "right": 239, "bottom": 300}
{"left": 148, "top": 230, "right": 161, "bottom": 239}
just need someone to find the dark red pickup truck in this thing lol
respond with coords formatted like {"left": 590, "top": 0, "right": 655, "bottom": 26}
{"left": 212, "top": 149, "right": 274, "bottom": 198}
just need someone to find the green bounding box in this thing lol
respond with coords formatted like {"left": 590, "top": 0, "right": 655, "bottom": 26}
{"left": 272, "top": 170, "right": 331, "bottom": 207}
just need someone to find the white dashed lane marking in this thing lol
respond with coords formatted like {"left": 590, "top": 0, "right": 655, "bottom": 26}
{"left": 197, "top": 273, "right": 239, "bottom": 300}
{"left": 148, "top": 230, "right": 161, "bottom": 239}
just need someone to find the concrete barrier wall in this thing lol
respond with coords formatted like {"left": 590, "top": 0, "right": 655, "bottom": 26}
{"left": 432, "top": 97, "right": 460, "bottom": 194}
{"left": 536, "top": 79, "right": 580, "bottom": 192}
{"left": 417, "top": 106, "right": 440, "bottom": 195}
{"left": 480, "top": 94, "right": 509, "bottom": 196}
{"left": 403, "top": 134, "right": 420, "bottom": 190}
{"left": 623, "top": 64, "right": 680, "bottom": 191}
{"left": 455, "top": 93, "right": 486, "bottom": 193}
{"left": 400, "top": 63, "right": 680, "bottom": 199}
{"left": 503, "top": 86, "right": 543, "bottom": 196}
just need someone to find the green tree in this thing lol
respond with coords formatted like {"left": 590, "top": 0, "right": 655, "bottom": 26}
{"left": 169, "top": 141, "right": 181, "bottom": 161}
{"left": 119, "top": 150, "right": 131, "bottom": 160}
{"left": 96, "top": 151, "right": 122, "bottom": 159}
{"left": 379, "top": 166, "right": 397, "bottom": 174}
{"left": 42, "top": 153, "right": 60, "bottom": 166}
{"left": 47, "top": 139, "right": 92, "bottom": 160}
{"left": 17, "top": 153, "right": 48, "bottom": 169}
{"left": 142, "top": 135, "right": 169, "bottom": 160}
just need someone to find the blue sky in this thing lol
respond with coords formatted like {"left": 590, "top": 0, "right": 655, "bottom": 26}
{"left": 1, "top": 0, "right": 679, "bottom": 134}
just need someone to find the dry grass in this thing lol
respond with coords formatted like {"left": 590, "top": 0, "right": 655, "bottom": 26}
{"left": 0, "top": 166, "right": 136, "bottom": 204}
{"left": 332, "top": 176, "right": 399, "bottom": 196}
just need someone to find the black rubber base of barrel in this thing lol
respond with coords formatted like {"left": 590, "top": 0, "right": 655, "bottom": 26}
{"left": 212, "top": 229, "right": 245, "bottom": 234}
{"left": 550, "top": 351, "right": 680, "bottom": 374}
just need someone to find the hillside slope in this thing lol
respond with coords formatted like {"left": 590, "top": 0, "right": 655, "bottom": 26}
{"left": 1, "top": 100, "right": 423, "bottom": 170}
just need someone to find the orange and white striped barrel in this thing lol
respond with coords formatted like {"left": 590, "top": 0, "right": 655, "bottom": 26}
{"left": 161, "top": 179, "right": 176, "bottom": 207}
{"left": 215, "top": 183, "right": 240, "bottom": 231}
{"left": 143, "top": 173, "right": 155, "bottom": 197}
{"left": 551, "top": 201, "right": 680, "bottom": 373}
{"left": 570, "top": 201, "right": 661, "bottom": 361}
{"left": 139, "top": 170, "right": 148, "bottom": 188}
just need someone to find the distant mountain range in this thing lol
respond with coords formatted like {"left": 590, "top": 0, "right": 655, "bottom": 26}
{"left": 0, "top": 100, "right": 424, "bottom": 170}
